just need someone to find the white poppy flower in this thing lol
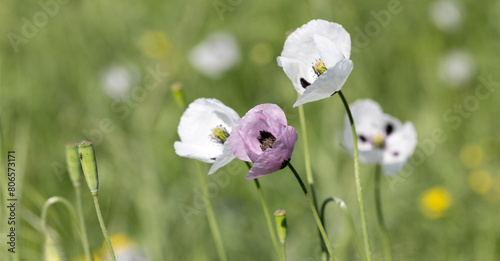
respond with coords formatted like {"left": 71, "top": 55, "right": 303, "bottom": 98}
{"left": 277, "top": 19, "right": 353, "bottom": 107}
{"left": 438, "top": 50, "right": 476, "bottom": 88}
{"left": 342, "top": 99, "right": 417, "bottom": 175}
{"left": 174, "top": 98, "right": 240, "bottom": 174}
{"left": 101, "top": 65, "right": 139, "bottom": 100}
{"left": 189, "top": 31, "right": 241, "bottom": 78}
{"left": 429, "top": 0, "right": 464, "bottom": 33}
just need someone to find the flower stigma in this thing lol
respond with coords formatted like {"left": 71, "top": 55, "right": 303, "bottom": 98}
{"left": 258, "top": 131, "right": 276, "bottom": 151}
{"left": 373, "top": 134, "right": 385, "bottom": 149}
{"left": 211, "top": 125, "right": 230, "bottom": 144}
{"left": 313, "top": 60, "right": 327, "bottom": 76}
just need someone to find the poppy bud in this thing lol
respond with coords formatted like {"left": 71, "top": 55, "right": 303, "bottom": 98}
{"left": 78, "top": 141, "right": 99, "bottom": 193}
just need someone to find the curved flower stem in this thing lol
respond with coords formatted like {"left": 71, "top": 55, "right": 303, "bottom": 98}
{"left": 321, "top": 197, "right": 367, "bottom": 261}
{"left": 374, "top": 165, "right": 392, "bottom": 261}
{"left": 75, "top": 185, "right": 93, "bottom": 261}
{"left": 338, "top": 90, "right": 372, "bottom": 261}
{"left": 245, "top": 162, "right": 283, "bottom": 261}
{"left": 287, "top": 163, "right": 335, "bottom": 260}
{"left": 196, "top": 162, "right": 227, "bottom": 261}
{"left": 92, "top": 192, "right": 116, "bottom": 261}
{"left": 41, "top": 196, "right": 91, "bottom": 261}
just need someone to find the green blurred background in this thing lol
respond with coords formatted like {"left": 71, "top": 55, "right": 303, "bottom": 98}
{"left": 1, "top": 0, "right": 500, "bottom": 260}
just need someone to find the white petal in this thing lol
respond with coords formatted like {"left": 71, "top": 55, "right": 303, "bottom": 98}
{"left": 279, "top": 24, "right": 320, "bottom": 67}
{"left": 382, "top": 162, "right": 407, "bottom": 176}
{"left": 349, "top": 99, "right": 384, "bottom": 129}
{"left": 342, "top": 99, "right": 386, "bottom": 164}
{"left": 382, "top": 122, "right": 417, "bottom": 175}
{"left": 208, "top": 141, "right": 236, "bottom": 174}
{"left": 311, "top": 20, "right": 351, "bottom": 59}
{"left": 279, "top": 19, "right": 351, "bottom": 64}
{"left": 174, "top": 141, "right": 217, "bottom": 163}
{"left": 314, "top": 34, "right": 344, "bottom": 68}
{"left": 175, "top": 98, "right": 240, "bottom": 162}
{"left": 359, "top": 150, "right": 384, "bottom": 164}
{"left": 276, "top": 57, "right": 315, "bottom": 95}
{"left": 293, "top": 59, "right": 353, "bottom": 107}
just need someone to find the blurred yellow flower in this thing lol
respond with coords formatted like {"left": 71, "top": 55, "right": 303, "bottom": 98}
{"left": 485, "top": 178, "right": 500, "bottom": 203}
{"left": 250, "top": 42, "right": 273, "bottom": 65}
{"left": 44, "top": 238, "right": 63, "bottom": 261}
{"left": 91, "top": 233, "right": 136, "bottom": 261}
{"left": 468, "top": 169, "right": 491, "bottom": 194}
{"left": 419, "top": 186, "right": 452, "bottom": 219}
{"left": 140, "top": 31, "right": 171, "bottom": 59}
{"left": 459, "top": 144, "right": 484, "bottom": 168}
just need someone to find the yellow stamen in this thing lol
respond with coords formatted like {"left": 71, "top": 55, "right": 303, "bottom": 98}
{"left": 373, "top": 134, "right": 384, "bottom": 148}
{"left": 313, "top": 60, "right": 327, "bottom": 76}
{"left": 212, "top": 126, "right": 229, "bottom": 143}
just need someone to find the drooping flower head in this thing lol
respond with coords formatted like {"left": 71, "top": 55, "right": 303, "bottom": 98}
{"left": 343, "top": 99, "right": 417, "bottom": 175}
{"left": 174, "top": 98, "right": 240, "bottom": 174}
{"left": 229, "top": 104, "right": 298, "bottom": 180}
{"left": 277, "top": 19, "right": 353, "bottom": 107}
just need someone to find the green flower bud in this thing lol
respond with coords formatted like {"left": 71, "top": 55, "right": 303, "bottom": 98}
{"left": 65, "top": 142, "right": 82, "bottom": 187}
{"left": 78, "top": 141, "right": 99, "bottom": 193}
{"left": 44, "top": 238, "right": 63, "bottom": 261}
{"left": 274, "top": 209, "right": 287, "bottom": 244}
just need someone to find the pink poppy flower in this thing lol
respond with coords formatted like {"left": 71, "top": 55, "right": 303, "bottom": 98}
{"left": 229, "top": 104, "right": 298, "bottom": 180}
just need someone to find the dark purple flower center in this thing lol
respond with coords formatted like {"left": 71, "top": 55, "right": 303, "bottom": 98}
{"left": 258, "top": 131, "right": 276, "bottom": 151}
{"left": 385, "top": 123, "right": 394, "bottom": 136}
{"left": 300, "top": 78, "right": 311, "bottom": 89}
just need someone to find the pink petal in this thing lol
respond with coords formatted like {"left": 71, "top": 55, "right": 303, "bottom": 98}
{"left": 230, "top": 104, "right": 288, "bottom": 162}
{"left": 245, "top": 126, "right": 298, "bottom": 180}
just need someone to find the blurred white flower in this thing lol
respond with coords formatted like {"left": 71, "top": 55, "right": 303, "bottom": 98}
{"left": 101, "top": 65, "right": 139, "bottom": 100}
{"left": 189, "top": 32, "right": 241, "bottom": 78}
{"left": 99, "top": 234, "right": 148, "bottom": 261}
{"left": 174, "top": 98, "right": 240, "bottom": 174}
{"left": 111, "top": 246, "right": 147, "bottom": 261}
{"left": 439, "top": 50, "right": 476, "bottom": 88}
{"left": 429, "top": 0, "right": 464, "bottom": 33}
{"left": 277, "top": 19, "right": 353, "bottom": 107}
{"left": 343, "top": 99, "right": 417, "bottom": 175}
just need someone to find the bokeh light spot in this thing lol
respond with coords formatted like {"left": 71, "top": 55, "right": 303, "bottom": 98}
{"left": 419, "top": 186, "right": 452, "bottom": 219}
{"left": 468, "top": 169, "right": 492, "bottom": 195}
{"left": 459, "top": 144, "right": 484, "bottom": 168}
{"left": 140, "top": 31, "right": 171, "bottom": 59}
{"left": 250, "top": 42, "right": 273, "bottom": 65}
